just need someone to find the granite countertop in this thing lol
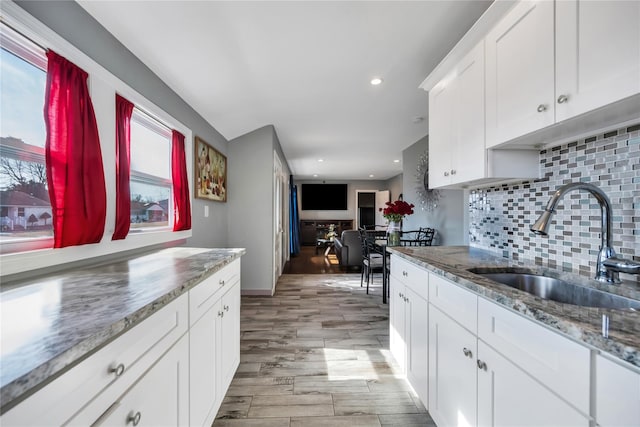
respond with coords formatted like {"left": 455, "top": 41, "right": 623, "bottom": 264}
{"left": 387, "top": 246, "right": 640, "bottom": 368}
{"left": 0, "top": 247, "right": 245, "bottom": 410}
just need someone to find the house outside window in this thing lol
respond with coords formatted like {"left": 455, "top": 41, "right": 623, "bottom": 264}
{"left": 0, "top": 23, "right": 52, "bottom": 239}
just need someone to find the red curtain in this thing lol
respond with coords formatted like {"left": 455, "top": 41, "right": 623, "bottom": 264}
{"left": 112, "top": 95, "right": 135, "bottom": 240}
{"left": 44, "top": 50, "right": 107, "bottom": 248}
{"left": 171, "top": 130, "right": 191, "bottom": 231}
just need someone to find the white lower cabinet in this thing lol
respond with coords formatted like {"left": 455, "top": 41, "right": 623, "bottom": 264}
{"left": 595, "top": 355, "right": 640, "bottom": 427}
{"left": 1, "top": 259, "right": 242, "bottom": 427}
{"left": 389, "top": 255, "right": 429, "bottom": 405}
{"left": 92, "top": 334, "right": 189, "bottom": 427}
{"left": 428, "top": 271, "right": 591, "bottom": 427}
{"left": 189, "top": 265, "right": 241, "bottom": 427}
{"left": 428, "top": 305, "right": 477, "bottom": 427}
{"left": 477, "top": 341, "right": 588, "bottom": 427}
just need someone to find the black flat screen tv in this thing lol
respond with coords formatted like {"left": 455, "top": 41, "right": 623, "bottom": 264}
{"left": 301, "top": 184, "right": 348, "bottom": 210}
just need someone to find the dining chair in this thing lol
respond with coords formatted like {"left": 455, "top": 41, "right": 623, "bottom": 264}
{"left": 359, "top": 229, "right": 384, "bottom": 294}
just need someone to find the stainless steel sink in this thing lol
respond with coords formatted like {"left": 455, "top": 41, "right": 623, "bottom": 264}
{"left": 471, "top": 271, "right": 640, "bottom": 310}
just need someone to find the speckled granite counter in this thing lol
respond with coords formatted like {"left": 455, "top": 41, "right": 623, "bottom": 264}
{"left": 0, "top": 247, "right": 245, "bottom": 410}
{"left": 387, "top": 246, "right": 640, "bottom": 368}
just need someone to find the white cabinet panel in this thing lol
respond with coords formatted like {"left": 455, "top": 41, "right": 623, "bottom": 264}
{"left": 429, "top": 41, "right": 486, "bottom": 188}
{"left": 477, "top": 341, "right": 590, "bottom": 427}
{"left": 478, "top": 297, "right": 590, "bottom": 413}
{"left": 596, "top": 355, "right": 640, "bottom": 427}
{"left": 429, "top": 305, "right": 477, "bottom": 427}
{"left": 405, "top": 287, "right": 429, "bottom": 406}
{"left": 429, "top": 273, "right": 477, "bottom": 333}
{"left": 556, "top": 0, "right": 640, "bottom": 122}
{"left": 219, "top": 281, "right": 241, "bottom": 392}
{"left": 189, "top": 307, "right": 221, "bottom": 427}
{"left": 92, "top": 335, "right": 189, "bottom": 427}
{"left": 485, "top": 0, "right": 555, "bottom": 147}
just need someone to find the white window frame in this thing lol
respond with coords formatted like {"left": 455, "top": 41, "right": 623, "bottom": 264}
{"left": 0, "top": 2, "right": 193, "bottom": 278}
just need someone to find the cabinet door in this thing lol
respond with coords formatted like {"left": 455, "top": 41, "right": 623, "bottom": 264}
{"left": 405, "top": 287, "right": 428, "bottom": 407}
{"left": 428, "top": 306, "right": 477, "bottom": 427}
{"left": 477, "top": 341, "right": 589, "bottom": 427}
{"left": 486, "top": 0, "right": 555, "bottom": 147}
{"left": 389, "top": 280, "right": 407, "bottom": 373}
{"left": 219, "top": 281, "right": 241, "bottom": 393}
{"left": 189, "top": 306, "right": 221, "bottom": 427}
{"left": 596, "top": 355, "right": 640, "bottom": 427}
{"left": 94, "top": 335, "right": 189, "bottom": 427}
{"left": 452, "top": 41, "right": 485, "bottom": 184}
{"left": 428, "top": 76, "right": 454, "bottom": 189}
{"left": 556, "top": 1, "right": 640, "bottom": 122}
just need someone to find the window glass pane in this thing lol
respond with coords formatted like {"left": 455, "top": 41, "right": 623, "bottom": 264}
{"left": 129, "top": 109, "right": 172, "bottom": 231}
{"left": 129, "top": 180, "right": 170, "bottom": 230}
{"left": 0, "top": 24, "right": 51, "bottom": 242}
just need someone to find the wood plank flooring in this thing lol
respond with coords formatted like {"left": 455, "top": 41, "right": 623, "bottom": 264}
{"left": 212, "top": 273, "right": 436, "bottom": 427}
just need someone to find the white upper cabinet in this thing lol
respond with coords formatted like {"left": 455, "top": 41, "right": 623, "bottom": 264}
{"left": 486, "top": 0, "right": 640, "bottom": 148}
{"left": 555, "top": 0, "right": 640, "bottom": 122}
{"left": 485, "top": 0, "right": 555, "bottom": 147}
{"left": 429, "top": 41, "right": 486, "bottom": 189}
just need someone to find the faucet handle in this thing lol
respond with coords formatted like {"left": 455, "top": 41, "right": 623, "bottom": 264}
{"left": 603, "top": 257, "right": 640, "bottom": 275}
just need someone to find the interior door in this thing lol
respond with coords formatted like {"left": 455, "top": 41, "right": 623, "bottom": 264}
{"left": 375, "top": 190, "right": 390, "bottom": 226}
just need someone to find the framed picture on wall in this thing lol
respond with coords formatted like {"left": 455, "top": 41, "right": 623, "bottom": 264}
{"left": 194, "top": 136, "right": 227, "bottom": 202}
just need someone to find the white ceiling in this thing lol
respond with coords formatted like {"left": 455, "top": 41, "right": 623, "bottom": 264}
{"left": 78, "top": 0, "right": 492, "bottom": 181}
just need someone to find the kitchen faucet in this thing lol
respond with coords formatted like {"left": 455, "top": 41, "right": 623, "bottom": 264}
{"left": 530, "top": 182, "right": 640, "bottom": 283}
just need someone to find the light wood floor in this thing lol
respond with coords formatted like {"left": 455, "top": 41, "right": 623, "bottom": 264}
{"left": 212, "top": 273, "right": 436, "bottom": 427}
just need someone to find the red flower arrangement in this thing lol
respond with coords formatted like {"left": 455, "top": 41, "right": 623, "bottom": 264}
{"left": 379, "top": 200, "right": 415, "bottom": 223}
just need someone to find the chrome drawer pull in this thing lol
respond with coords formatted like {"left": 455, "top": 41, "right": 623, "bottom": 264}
{"left": 477, "top": 360, "right": 487, "bottom": 371}
{"left": 463, "top": 348, "right": 473, "bottom": 358}
{"left": 109, "top": 363, "right": 125, "bottom": 377}
{"left": 127, "top": 411, "right": 141, "bottom": 426}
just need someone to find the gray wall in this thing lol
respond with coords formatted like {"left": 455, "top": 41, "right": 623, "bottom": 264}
{"left": 16, "top": 0, "right": 229, "bottom": 248}
{"left": 228, "top": 125, "right": 291, "bottom": 293}
{"left": 385, "top": 173, "right": 403, "bottom": 201}
{"left": 402, "top": 135, "right": 467, "bottom": 245}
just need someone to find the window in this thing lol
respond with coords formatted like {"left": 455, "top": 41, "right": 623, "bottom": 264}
{"left": 0, "top": 23, "right": 51, "bottom": 241}
{"left": 129, "top": 108, "right": 172, "bottom": 231}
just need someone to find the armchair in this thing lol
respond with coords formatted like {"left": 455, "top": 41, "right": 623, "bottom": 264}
{"left": 333, "top": 230, "right": 363, "bottom": 267}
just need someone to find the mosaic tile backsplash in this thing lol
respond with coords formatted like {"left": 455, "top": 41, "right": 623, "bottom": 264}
{"left": 469, "top": 123, "right": 640, "bottom": 283}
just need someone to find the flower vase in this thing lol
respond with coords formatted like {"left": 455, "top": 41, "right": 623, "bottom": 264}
{"left": 387, "top": 221, "right": 401, "bottom": 246}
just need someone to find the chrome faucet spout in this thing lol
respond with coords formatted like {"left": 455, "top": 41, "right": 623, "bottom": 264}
{"left": 530, "top": 182, "right": 638, "bottom": 283}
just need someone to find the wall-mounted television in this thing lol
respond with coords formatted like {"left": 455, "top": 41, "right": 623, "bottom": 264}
{"left": 301, "top": 184, "right": 348, "bottom": 210}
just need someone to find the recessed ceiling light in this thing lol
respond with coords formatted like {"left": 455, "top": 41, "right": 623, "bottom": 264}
{"left": 393, "top": 159, "right": 400, "bottom": 163}
{"left": 369, "top": 174, "right": 375, "bottom": 178}
{"left": 370, "top": 77, "right": 383, "bottom": 86}
{"left": 313, "top": 174, "right": 318, "bottom": 177}
{"left": 317, "top": 159, "right": 324, "bottom": 162}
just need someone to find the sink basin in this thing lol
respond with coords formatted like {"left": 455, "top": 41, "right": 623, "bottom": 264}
{"left": 472, "top": 271, "right": 640, "bottom": 310}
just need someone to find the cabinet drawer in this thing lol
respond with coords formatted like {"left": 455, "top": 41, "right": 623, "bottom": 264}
{"left": 2, "top": 294, "right": 189, "bottom": 426}
{"left": 595, "top": 354, "right": 640, "bottom": 427}
{"left": 478, "top": 297, "right": 590, "bottom": 414}
{"left": 189, "top": 259, "right": 240, "bottom": 326}
{"left": 428, "top": 272, "right": 477, "bottom": 333}
{"left": 390, "top": 256, "right": 429, "bottom": 301}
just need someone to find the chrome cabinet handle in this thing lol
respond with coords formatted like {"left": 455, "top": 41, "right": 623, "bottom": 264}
{"left": 537, "top": 104, "right": 547, "bottom": 112}
{"left": 477, "top": 360, "right": 487, "bottom": 371}
{"left": 450, "top": 169, "right": 456, "bottom": 175}
{"left": 218, "top": 310, "right": 224, "bottom": 317}
{"left": 444, "top": 171, "right": 449, "bottom": 177}
{"left": 557, "top": 94, "right": 568, "bottom": 104}
{"left": 127, "top": 411, "right": 141, "bottom": 426}
{"left": 224, "top": 305, "right": 229, "bottom": 312}
{"left": 463, "top": 348, "right": 473, "bottom": 358}
{"left": 219, "top": 279, "right": 225, "bottom": 286}
{"left": 109, "top": 363, "right": 125, "bottom": 377}
{"left": 402, "top": 271, "right": 408, "bottom": 277}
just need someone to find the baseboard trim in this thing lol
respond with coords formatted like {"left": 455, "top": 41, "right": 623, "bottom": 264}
{"left": 241, "top": 289, "right": 273, "bottom": 296}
